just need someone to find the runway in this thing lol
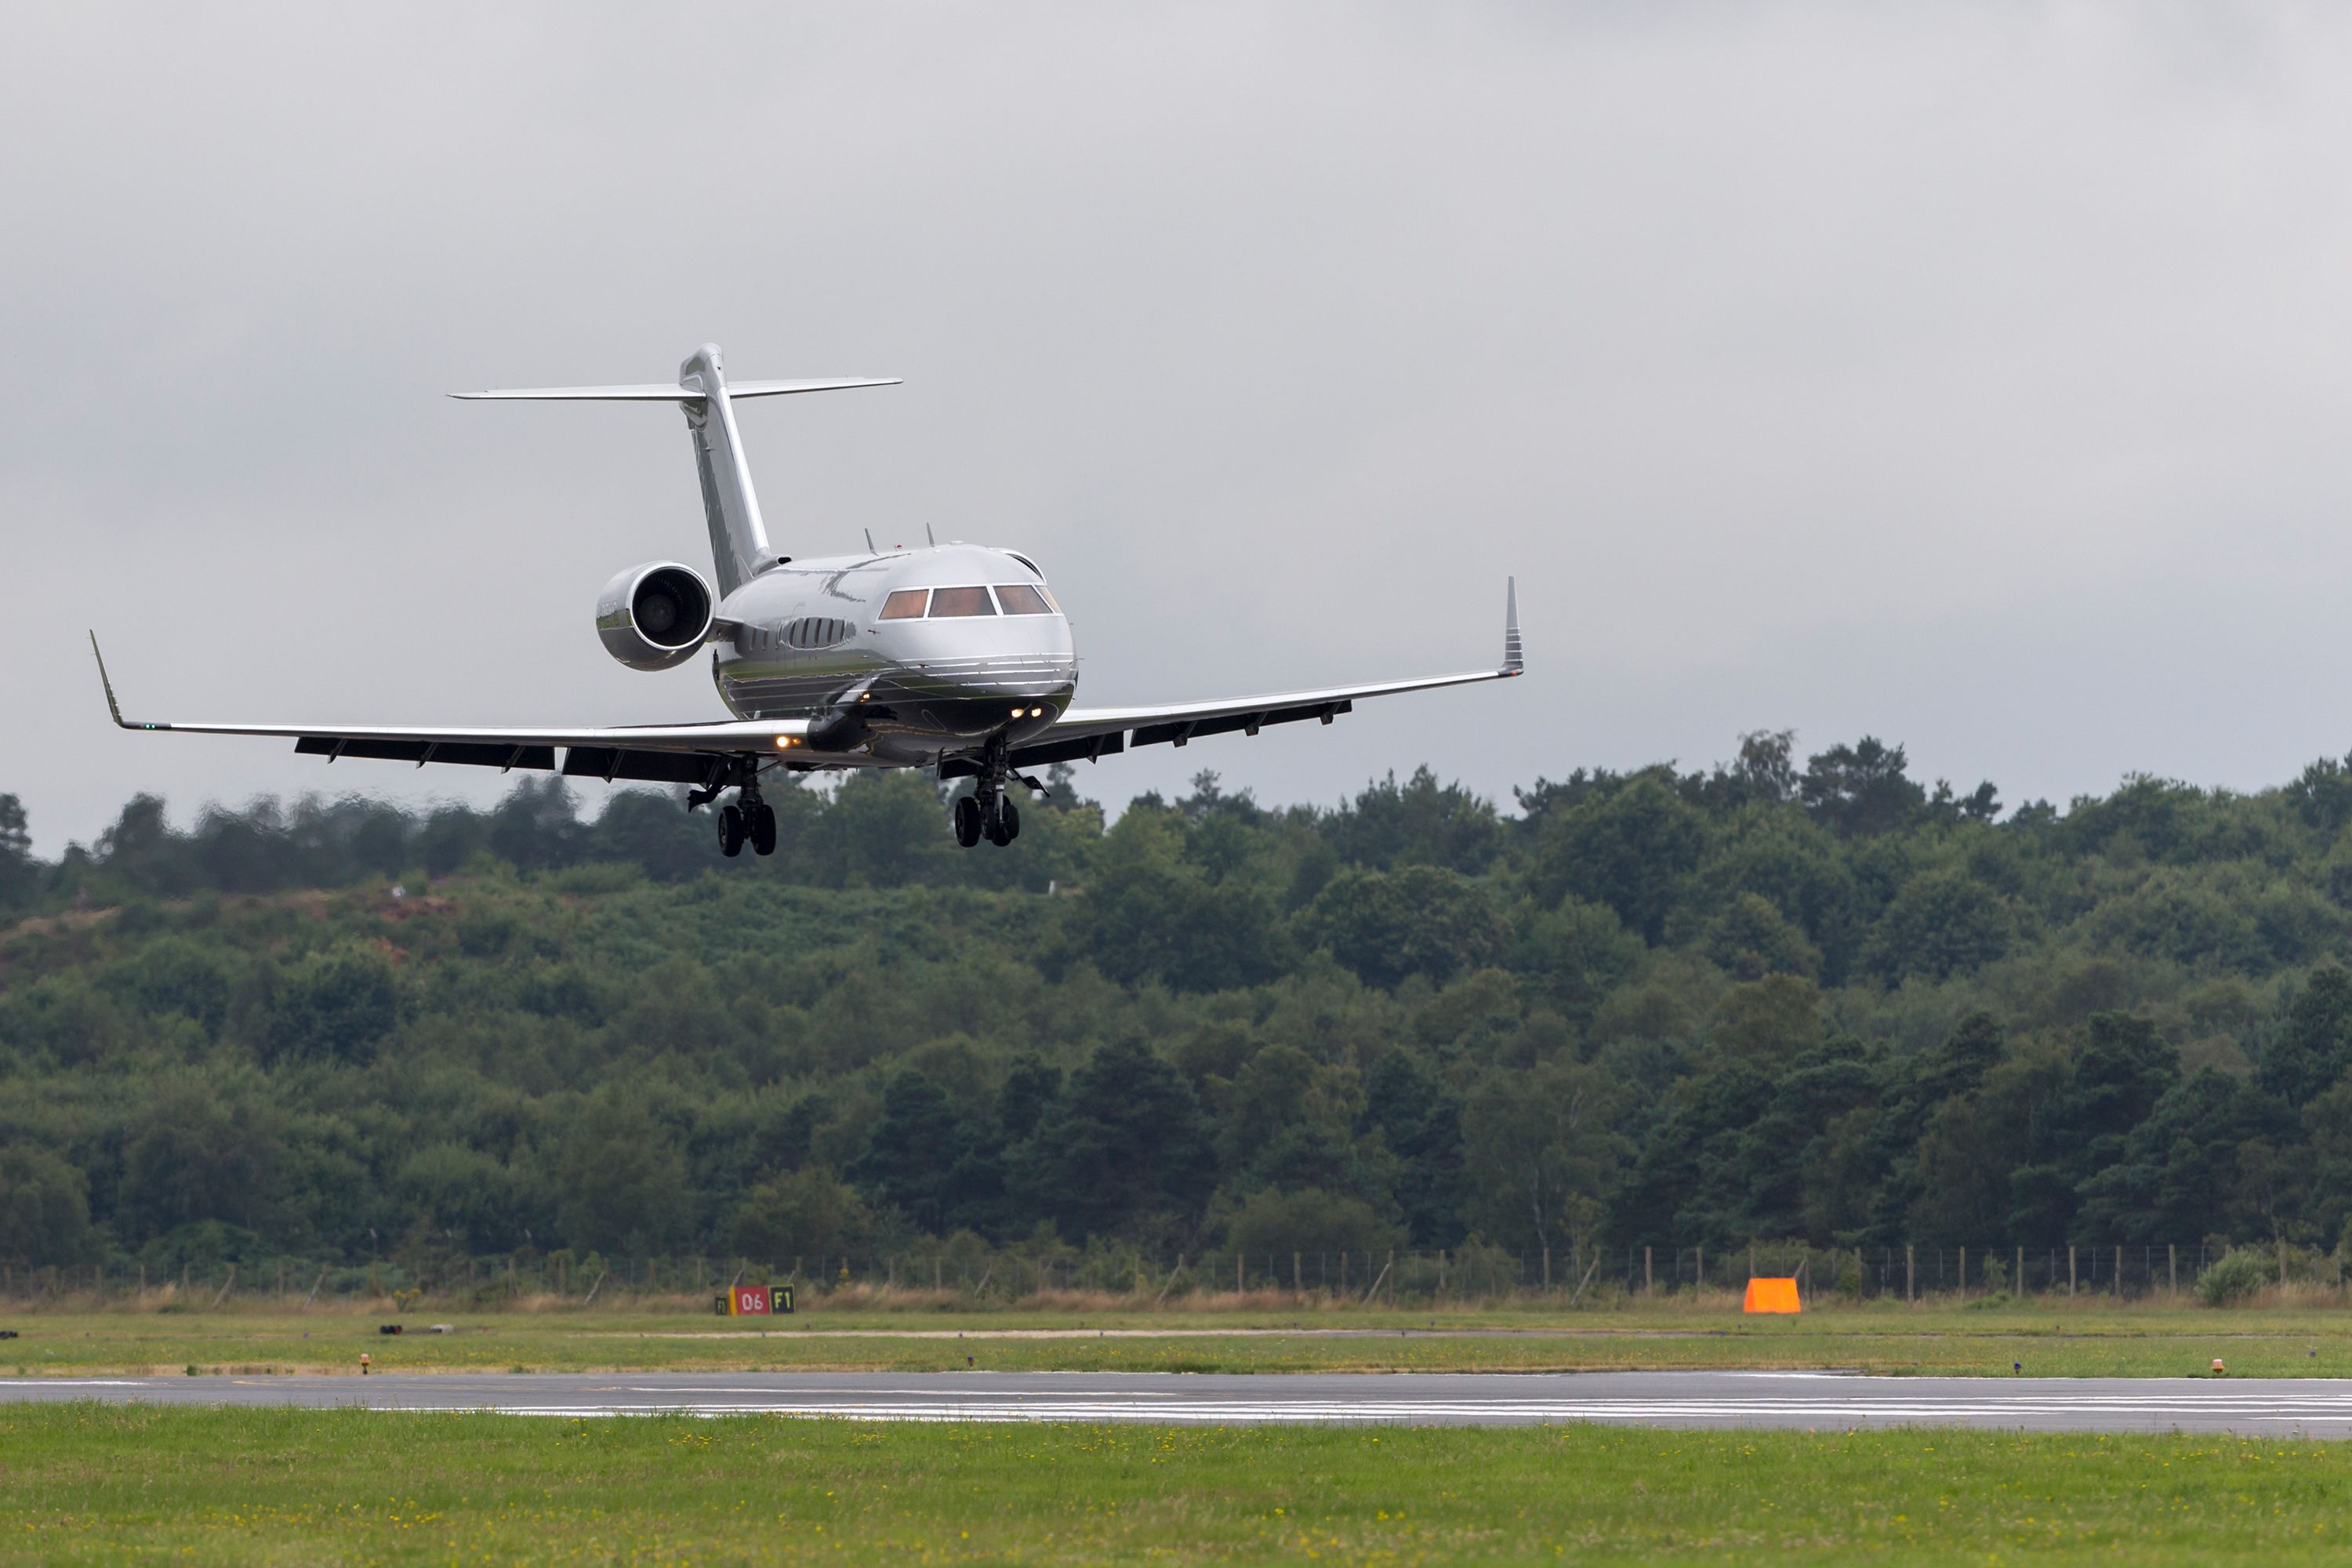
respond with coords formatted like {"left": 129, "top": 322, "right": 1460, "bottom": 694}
{"left": 9, "top": 1370, "right": 2352, "bottom": 1435}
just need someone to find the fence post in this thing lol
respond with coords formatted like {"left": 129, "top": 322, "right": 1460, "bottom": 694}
{"left": 1695, "top": 1245, "right": 1703, "bottom": 1294}
{"left": 1644, "top": 1246, "right": 1653, "bottom": 1294}
{"left": 2169, "top": 1244, "right": 2177, "bottom": 1295}
{"left": 1905, "top": 1245, "right": 1914, "bottom": 1302}
{"left": 1958, "top": 1246, "right": 1967, "bottom": 1298}
{"left": 2067, "top": 1246, "right": 2077, "bottom": 1297}
{"left": 2016, "top": 1246, "right": 2024, "bottom": 1298}
{"left": 2280, "top": 1236, "right": 2289, "bottom": 1289}
{"left": 1542, "top": 1247, "right": 1551, "bottom": 1292}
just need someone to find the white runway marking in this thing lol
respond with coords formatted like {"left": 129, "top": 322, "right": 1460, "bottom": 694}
{"left": 374, "top": 1388, "right": 2352, "bottom": 1429}
{"left": 16, "top": 1372, "right": 2352, "bottom": 1435}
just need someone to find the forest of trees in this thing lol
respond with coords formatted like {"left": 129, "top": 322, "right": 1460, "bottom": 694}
{"left": 6, "top": 730, "right": 2352, "bottom": 1284}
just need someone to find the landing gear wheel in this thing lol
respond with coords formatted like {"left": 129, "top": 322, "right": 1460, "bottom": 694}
{"left": 750, "top": 802, "right": 778, "bottom": 857}
{"left": 953, "top": 794, "right": 984, "bottom": 849}
{"left": 997, "top": 797, "right": 1020, "bottom": 844}
{"left": 717, "top": 804, "right": 746, "bottom": 858}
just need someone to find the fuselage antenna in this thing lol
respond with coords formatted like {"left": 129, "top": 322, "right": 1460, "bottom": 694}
{"left": 865, "top": 528, "right": 877, "bottom": 554}
{"left": 926, "top": 523, "right": 937, "bottom": 547}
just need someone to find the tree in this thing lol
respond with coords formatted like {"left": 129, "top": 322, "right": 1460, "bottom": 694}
{"left": 1461, "top": 1058, "right": 1623, "bottom": 1258}
{"left": 1702, "top": 892, "right": 1823, "bottom": 981}
{"left": 118, "top": 1077, "right": 281, "bottom": 1243}
{"left": 848, "top": 1070, "right": 998, "bottom": 1236}
{"left": 729, "top": 1168, "right": 873, "bottom": 1262}
{"left": 1360, "top": 1051, "right": 1467, "bottom": 1247}
{"left": 1064, "top": 809, "right": 1287, "bottom": 991}
{"left": 1012, "top": 1038, "right": 1214, "bottom": 1240}
{"left": 1709, "top": 975, "right": 1824, "bottom": 1065}
{"left": 553, "top": 1091, "right": 693, "bottom": 1256}
{"left": 260, "top": 946, "right": 401, "bottom": 1064}
{"left": 0, "top": 793, "right": 31, "bottom": 910}
{"left": 0, "top": 1145, "right": 96, "bottom": 1264}
{"left": 1861, "top": 867, "right": 2013, "bottom": 982}
{"left": 1321, "top": 767, "right": 1504, "bottom": 873}
{"left": 1802, "top": 739, "right": 1925, "bottom": 837}
{"left": 1530, "top": 774, "right": 1707, "bottom": 942}
{"left": 2260, "top": 964, "right": 2352, "bottom": 1107}
{"left": 1300, "top": 864, "right": 1506, "bottom": 989}
{"left": 1514, "top": 896, "right": 1646, "bottom": 1020}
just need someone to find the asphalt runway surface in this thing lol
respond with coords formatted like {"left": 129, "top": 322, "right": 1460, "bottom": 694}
{"left": 9, "top": 1370, "right": 2352, "bottom": 1435}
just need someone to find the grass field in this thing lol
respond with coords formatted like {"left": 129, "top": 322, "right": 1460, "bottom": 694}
{"left": 5, "top": 1403, "right": 2350, "bottom": 1565}
{"left": 3, "top": 1298, "right": 2350, "bottom": 1378}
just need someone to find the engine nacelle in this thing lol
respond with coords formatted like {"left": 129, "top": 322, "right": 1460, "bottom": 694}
{"left": 596, "top": 562, "right": 714, "bottom": 671}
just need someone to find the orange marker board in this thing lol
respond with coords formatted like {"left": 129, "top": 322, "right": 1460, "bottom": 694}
{"left": 1743, "top": 1277, "right": 1801, "bottom": 1313}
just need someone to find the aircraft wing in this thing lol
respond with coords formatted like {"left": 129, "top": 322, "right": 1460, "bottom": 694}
{"left": 89, "top": 636, "right": 804, "bottom": 786}
{"left": 976, "top": 578, "right": 1526, "bottom": 775}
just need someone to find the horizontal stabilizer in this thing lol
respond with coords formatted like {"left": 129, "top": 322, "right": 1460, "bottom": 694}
{"left": 450, "top": 376, "right": 899, "bottom": 401}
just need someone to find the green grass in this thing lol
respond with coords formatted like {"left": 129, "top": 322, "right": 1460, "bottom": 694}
{"left": 5, "top": 1405, "right": 2351, "bottom": 1564}
{"left": 4, "top": 1301, "right": 2350, "bottom": 1378}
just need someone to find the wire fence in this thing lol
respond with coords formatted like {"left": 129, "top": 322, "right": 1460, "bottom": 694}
{"left": 0, "top": 1241, "right": 2324, "bottom": 1308}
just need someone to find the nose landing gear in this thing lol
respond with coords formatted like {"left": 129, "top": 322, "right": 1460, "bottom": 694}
{"left": 953, "top": 738, "right": 1023, "bottom": 848}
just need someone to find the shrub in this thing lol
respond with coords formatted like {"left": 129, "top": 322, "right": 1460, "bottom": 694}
{"left": 2197, "top": 1246, "right": 2274, "bottom": 1306}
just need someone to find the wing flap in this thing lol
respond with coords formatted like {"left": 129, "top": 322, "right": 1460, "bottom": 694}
{"left": 294, "top": 737, "right": 557, "bottom": 770}
{"left": 561, "top": 747, "right": 733, "bottom": 786}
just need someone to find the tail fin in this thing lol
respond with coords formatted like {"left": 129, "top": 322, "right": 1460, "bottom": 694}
{"left": 677, "top": 344, "right": 768, "bottom": 596}
{"left": 453, "top": 344, "right": 898, "bottom": 597}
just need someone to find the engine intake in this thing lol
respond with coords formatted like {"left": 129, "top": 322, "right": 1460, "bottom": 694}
{"left": 596, "top": 562, "right": 715, "bottom": 671}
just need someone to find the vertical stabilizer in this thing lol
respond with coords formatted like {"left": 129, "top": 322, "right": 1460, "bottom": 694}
{"left": 678, "top": 344, "right": 770, "bottom": 596}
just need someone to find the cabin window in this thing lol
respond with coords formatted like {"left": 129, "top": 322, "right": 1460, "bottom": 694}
{"left": 928, "top": 586, "right": 996, "bottom": 617}
{"left": 994, "top": 583, "right": 1054, "bottom": 615}
{"left": 879, "top": 589, "right": 928, "bottom": 620}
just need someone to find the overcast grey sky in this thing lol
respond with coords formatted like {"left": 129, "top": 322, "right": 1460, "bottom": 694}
{"left": 7, "top": 3, "right": 2352, "bottom": 853}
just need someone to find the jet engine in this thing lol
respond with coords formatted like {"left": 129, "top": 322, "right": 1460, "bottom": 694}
{"left": 596, "top": 562, "right": 714, "bottom": 671}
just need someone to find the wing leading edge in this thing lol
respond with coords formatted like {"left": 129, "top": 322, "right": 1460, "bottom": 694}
{"left": 950, "top": 576, "right": 1526, "bottom": 779}
{"left": 90, "top": 576, "right": 1521, "bottom": 787}
{"left": 89, "top": 634, "right": 808, "bottom": 786}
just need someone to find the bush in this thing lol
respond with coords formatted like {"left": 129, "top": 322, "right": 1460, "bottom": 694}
{"left": 2197, "top": 1246, "right": 2275, "bottom": 1306}
{"left": 1224, "top": 1188, "right": 1401, "bottom": 1261}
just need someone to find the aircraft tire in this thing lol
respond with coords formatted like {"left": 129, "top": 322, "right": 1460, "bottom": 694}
{"left": 717, "top": 804, "right": 746, "bottom": 858}
{"left": 953, "top": 794, "right": 984, "bottom": 848}
{"left": 998, "top": 798, "right": 1021, "bottom": 844}
{"left": 750, "top": 803, "right": 778, "bottom": 857}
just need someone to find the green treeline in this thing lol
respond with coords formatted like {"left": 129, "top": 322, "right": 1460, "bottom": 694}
{"left": 5, "top": 731, "right": 2352, "bottom": 1276}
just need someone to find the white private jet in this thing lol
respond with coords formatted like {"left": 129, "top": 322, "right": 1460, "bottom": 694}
{"left": 94, "top": 343, "right": 1522, "bottom": 854}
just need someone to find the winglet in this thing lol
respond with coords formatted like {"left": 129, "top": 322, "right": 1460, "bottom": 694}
{"left": 89, "top": 631, "right": 125, "bottom": 726}
{"left": 89, "top": 633, "right": 159, "bottom": 730}
{"left": 1501, "top": 577, "right": 1523, "bottom": 675}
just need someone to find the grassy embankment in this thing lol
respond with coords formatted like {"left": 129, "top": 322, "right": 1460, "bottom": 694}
{"left": 5, "top": 1404, "right": 2350, "bottom": 1565}
{"left": 4, "top": 1291, "right": 2349, "bottom": 1377}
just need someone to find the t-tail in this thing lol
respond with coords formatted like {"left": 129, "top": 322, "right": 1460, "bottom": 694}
{"left": 452, "top": 344, "right": 898, "bottom": 597}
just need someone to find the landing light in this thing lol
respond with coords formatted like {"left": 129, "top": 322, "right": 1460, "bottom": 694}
{"left": 775, "top": 735, "right": 799, "bottom": 750}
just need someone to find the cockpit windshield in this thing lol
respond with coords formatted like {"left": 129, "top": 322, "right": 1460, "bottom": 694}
{"left": 927, "top": 586, "right": 996, "bottom": 618}
{"left": 993, "top": 583, "right": 1057, "bottom": 615}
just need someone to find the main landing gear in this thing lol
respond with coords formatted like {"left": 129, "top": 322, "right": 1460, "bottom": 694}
{"left": 953, "top": 737, "right": 1024, "bottom": 849}
{"left": 953, "top": 792, "right": 1018, "bottom": 848}
{"left": 716, "top": 783, "right": 778, "bottom": 858}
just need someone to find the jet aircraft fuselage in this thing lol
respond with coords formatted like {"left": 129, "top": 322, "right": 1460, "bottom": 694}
{"left": 709, "top": 543, "right": 1077, "bottom": 766}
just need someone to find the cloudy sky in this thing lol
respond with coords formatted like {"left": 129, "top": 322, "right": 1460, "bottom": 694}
{"left": 7, "top": 3, "right": 2352, "bottom": 853}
